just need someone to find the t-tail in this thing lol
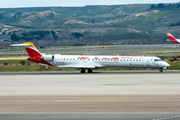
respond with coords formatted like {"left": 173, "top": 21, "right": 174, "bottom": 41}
{"left": 167, "top": 33, "right": 180, "bottom": 44}
{"left": 11, "top": 42, "right": 54, "bottom": 66}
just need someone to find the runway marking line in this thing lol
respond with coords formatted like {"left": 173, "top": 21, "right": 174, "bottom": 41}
{"left": 152, "top": 115, "right": 180, "bottom": 120}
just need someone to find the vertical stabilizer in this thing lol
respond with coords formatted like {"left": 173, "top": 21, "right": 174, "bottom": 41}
{"left": 22, "top": 42, "right": 42, "bottom": 58}
{"left": 167, "top": 33, "right": 179, "bottom": 44}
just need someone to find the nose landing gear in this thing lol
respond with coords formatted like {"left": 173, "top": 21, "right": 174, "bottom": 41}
{"left": 159, "top": 68, "right": 163, "bottom": 73}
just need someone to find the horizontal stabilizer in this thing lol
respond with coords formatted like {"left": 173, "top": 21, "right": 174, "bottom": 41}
{"left": 10, "top": 44, "right": 31, "bottom": 47}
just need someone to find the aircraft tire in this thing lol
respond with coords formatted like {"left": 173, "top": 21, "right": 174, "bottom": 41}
{"left": 81, "top": 69, "right": 86, "bottom": 73}
{"left": 88, "top": 69, "right": 93, "bottom": 73}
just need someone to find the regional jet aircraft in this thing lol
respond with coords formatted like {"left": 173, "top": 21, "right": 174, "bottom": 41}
{"left": 167, "top": 33, "right": 180, "bottom": 44}
{"left": 11, "top": 42, "right": 170, "bottom": 73}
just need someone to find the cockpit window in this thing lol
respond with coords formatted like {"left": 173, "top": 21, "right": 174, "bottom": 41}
{"left": 154, "top": 59, "right": 162, "bottom": 61}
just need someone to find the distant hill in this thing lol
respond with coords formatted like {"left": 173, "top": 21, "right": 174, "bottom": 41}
{"left": 1, "top": 3, "right": 180, "bottom": 45}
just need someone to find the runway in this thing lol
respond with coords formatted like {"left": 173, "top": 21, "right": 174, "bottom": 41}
{"left": 0, "top": 70, "right": 180, "bottom": 119}
{"left": 0, "top": 95, "right": 180, "bottom": 114}
{"left": 0, "top": 70, "right": 180, "bottom": 95}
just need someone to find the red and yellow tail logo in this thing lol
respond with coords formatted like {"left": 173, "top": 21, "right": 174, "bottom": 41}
{"left": 11, "top": 42, "right": 53, "bottom": 66}
{"left": 167, "top": 33, "right": 179, "bottom": 44}
{"left": 22, "top": 42, "right": 42, "bottom": 58}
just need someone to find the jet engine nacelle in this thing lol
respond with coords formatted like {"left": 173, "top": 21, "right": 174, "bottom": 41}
{"left": 41, "top": 55, "right": 54, "bottom": 61}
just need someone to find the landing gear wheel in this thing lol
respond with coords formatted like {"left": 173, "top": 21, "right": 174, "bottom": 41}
{"left": 88, "top": 69, "right": 93, "bottom": 73}
{"left": 81, "top": 69, "right": 86, "bottom": 73}
{"left": 159, "top": 68, "right": 163, "bottom": 73}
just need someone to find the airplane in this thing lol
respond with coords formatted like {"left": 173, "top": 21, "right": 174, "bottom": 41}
{"left": 11, "top": 42, "right": 170, "bottom": 73}
{"left": 167, "top": 33, "right": 180, "bottom": 44}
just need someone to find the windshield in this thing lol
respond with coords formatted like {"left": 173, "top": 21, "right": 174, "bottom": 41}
{"left": 154, "top": 59, "right": 162, "bottom": 62}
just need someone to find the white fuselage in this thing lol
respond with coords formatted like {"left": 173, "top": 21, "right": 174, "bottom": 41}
{"left": 47, "top": 55, "right": 170, "bottom": 69}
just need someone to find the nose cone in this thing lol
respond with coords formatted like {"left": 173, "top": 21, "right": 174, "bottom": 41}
{"left": 163, "top": 62, "right": 170, "bottom": 67}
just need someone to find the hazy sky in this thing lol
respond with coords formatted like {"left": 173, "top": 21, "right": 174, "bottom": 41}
{"left": 0, "top": 0, "right": 179, "bottom": 8}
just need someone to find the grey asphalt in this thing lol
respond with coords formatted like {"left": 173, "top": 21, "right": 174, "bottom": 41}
{"left": 0, "top": 114, "right": 180, "bottom": 120}
{"left": 0, "top": 70, "right": 180, "bottom": 120}
{"left": 0, "top": 70, "right": 179, "bottom": 75}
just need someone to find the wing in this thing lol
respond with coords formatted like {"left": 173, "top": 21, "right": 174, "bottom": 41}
{"left": 57, "top": 65, "right": 96, "bottom": 69}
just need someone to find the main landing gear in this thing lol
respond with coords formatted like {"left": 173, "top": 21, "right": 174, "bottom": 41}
{"left": 88, "top": 69, "right": 93, "bottom": 73}
{"left": 80, "top": 69, "right": 93, "bottom": 73}
{"left": 159, "top": 68, "right": 163, "bottom": 73}
{"left": 81, "top": 69, "right": 86, "bottom": 73}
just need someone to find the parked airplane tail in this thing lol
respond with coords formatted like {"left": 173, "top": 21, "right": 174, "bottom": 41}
{"left": 11, "top": 42, "right": 53, "bottom": 66}
{"left": 167, "top": 33, "right": 179, "bottom": 44}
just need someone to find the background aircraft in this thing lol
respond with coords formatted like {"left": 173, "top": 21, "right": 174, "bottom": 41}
{"left": 11, "top": 42, "right": 170, "bottom": 73}
{"left": 167, "top": 33, "right": 180, "bottom": 44}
